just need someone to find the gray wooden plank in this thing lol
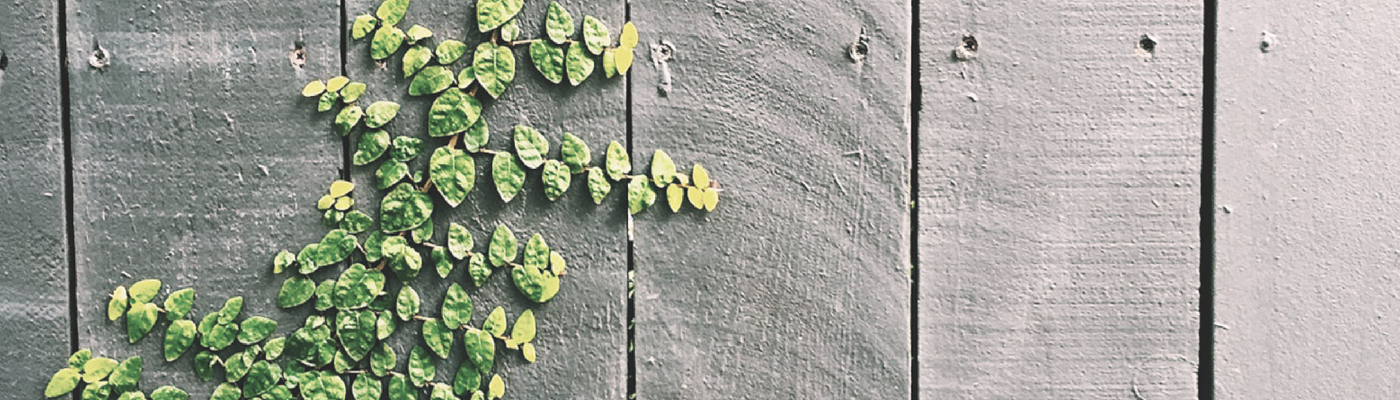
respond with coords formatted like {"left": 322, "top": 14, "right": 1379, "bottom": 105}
{"left": 65, "top": 0, "right": 341, "bottom": 395}
{"left": 918, "top": 2, "right": 1202, "bottom": 399}
{"left": 344, "top": 0, "right": 627, "bottom": 398}
{"left": 630, "top": 1, "right": 911, "bottom": 398}
{"left": 1214, "top": 2, "right": 1400, "bottom": 398}
{"left": 0, "top": 0, "right": 70, "bottom": 396}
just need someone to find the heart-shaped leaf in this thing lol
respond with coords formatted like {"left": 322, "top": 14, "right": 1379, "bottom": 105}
{"left": 512, "top": 125, "right": 548, "bottom": 169}
{"left": 410, "top": 66, "right": 455, "bottom": 96}
{"left": 429, "top": 87, "right": 482, "bottom": 137}
{"left": 430, "top": 147, "right": 477, "bottom": 207}
{"left": 587, "top": 168, "right": 610, "bottom": 204}
{"left": 380, "top": 183, "right": 433, "bottom": 232}
{"left": 542, "top": 160, "right": 570, "bottom": 201}
{"left": 437, "top": 40, "right": 468, "bottom": 64}
{"left": 488, "top": 224, "right": 518, "bottom": 267}
{"left": 529, "top": 41, "right": 564, "bottom": 84}
{"left": 491, "top": 153, "right": 524, "bottom": 202}
{"left": 628, "top": 177, "right": 656, "bottom": 214}
{"left": 408, "top": 345, "right": 436, "bottom": 387}
{"left": 545, "top": 2, "right": 574, "bottom": 44}
{"left": 605, "top": 141, "right": 630, "bottom": 180}
{"left": 365, "top": 101, "right": 401, "bottom": 129}
{"left": 560, "top": 133, "right": 590, "bottom": 173}
{"left": 352, "top": 14, "right": 378, "bottom": 40}
{"left": 476, "top": 0, "right": 523, "bottom": 32}
{"left": 371, "top": 26, "right": 406, "bottom": 60}
{"left": 566, "top": 42, "right": 594, "bottom": 86}
{"left": 403, "top": 44, "right": 433, "bottom": 78}
{"left": 448, "top": 223, "right": 473, "bottom": 260}
{"left": 422, "top": 318, "right": 454, "bottom": 358}
{"left": 442, "top": 283, "right": 473, "bottom": 329}
{"left": 163, "top": 287, "right": 194, "bottom": 321}
{"left": 354, "top": 130, "right": 390, "bottom": 165}
{"left": 463, "top": 328, "right": 495, "bottom": 375}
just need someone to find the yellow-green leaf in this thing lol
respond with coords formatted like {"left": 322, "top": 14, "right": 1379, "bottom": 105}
{"left": 302, "top": 80, "right": 326, "bottom": 97}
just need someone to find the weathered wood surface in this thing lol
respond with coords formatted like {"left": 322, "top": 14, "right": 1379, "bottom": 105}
{"left": 0, "top": 0, "right": 70, "bottom": 397}
{"left": 64, "top": 0, "right": 341, "bottom": 395}
{"left": 1214, "top": 2, "right": 1400, "bottom": 398}
{"left": 344, "top": 0, "right": 628, "bottom": 397}
{"left": 918, "top": 2, "right": 1203, "bottom": 398}
{"left": 630, "top": 0, "right": 912, "bottom": 398}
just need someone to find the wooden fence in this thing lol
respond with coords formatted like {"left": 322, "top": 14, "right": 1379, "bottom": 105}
{"left": 1, "top": 0, "right": 1392, "bottom": 398}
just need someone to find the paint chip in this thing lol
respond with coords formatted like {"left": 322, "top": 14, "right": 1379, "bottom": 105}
{"left": 953, "top": 34, "right": 978, "bottom": 61}
{"left": 847, "top": 27, "right": 870, "bottom": 63}
{"left": 1260, "top": 31, "right": 1277, "bottom": 53}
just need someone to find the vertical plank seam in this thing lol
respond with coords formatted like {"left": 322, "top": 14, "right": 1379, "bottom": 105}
{"left": 339, "top": 0, "right": 350, "bottom": 180}
{"left": 623, "top": 3, "right": 636, "bottom": 400}
{"left": 908, "top": 0, "right": 921, "bottom": 398}
{"left": 59, "top": 0, "right": 78, "bottom": 357}
{"left": 1199, "top": 0, "right": 1218, "bottom": 398}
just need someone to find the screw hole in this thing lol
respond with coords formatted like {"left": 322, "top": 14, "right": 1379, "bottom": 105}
{"left": 1137, "top": 34, "right": 1157, "bottom": 55}
{"left": 88, "top": 40, "right": 110, "bottom": 69}
{"left": 289, "top": 41, "right": 307, "bottom": 70}
{"left": 0, "top": 50, "right": 8, "bottom": 70}
{"left": 952, "top": 34, "right": 978, "bottom": 61}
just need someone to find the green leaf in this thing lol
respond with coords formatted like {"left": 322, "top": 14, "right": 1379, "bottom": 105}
{"left": 475, "top": 0, "right": 523, "bottom": 32}
{"left": 432, "top": 246, "right": 453, "bottom": 278}
{"left": 377, "top": 310, "right": 397, "bottom": 340}
{"left": 371, "top": 26, "right": 406, "bottom": 60}
{"left": 338, "top": 309, "right": 378, "bottom": 361}
{"left": 410, "top": 66, "right": 455, "bottom": 96}
{"left": 68, "top": 349, "right": 92, "bottom": 369}
{"left": 219, "top": 296, "right": 243, "bottom": 323}
{"left": 335, "top": 264, "right": 383, "bottom": 310}
{"left": 390, "top": 136, "right": 423, "bottom": 162}
{"left": 582, "top": 15, "right": 610, "bottom": 55}
{"left": 335, "top": 105, "right": 364, "bottom": 136}
{"left": 605, "top": 141, "right": 630, "bottom": 180}
{"left": 499, "top": 19, "right": 520, "bottom": 41}
{"left": 487, "top": 375, "right": 504, "bottom": 399}
{"left": 615, "top": 46, "right": 635, "bottom": 75}
{"left": 273, "top": 250, "right": 296, "bottom": 274}
{"left": 244, "top": 361, "right": 282, "bottom": 398}
{"left": 473, "top": 43, "right": 515, "bottom": 98}
{"left": 422, "top": 318, "right": 454, "bottom": 358}
{"left": 491, "top": 153, "right": 525, "bottom": 202}
{"left": 529, "top": 40, "right": 565, "bottom": 84}
{"left": 560, "top": 133, "right": 591, "bottom": 173}
{"left": 211, "top": 383, "right": 240, "bottom": 400}
{"left": 510, "top": 309, "right": 536, "bottom": 343}
{"left": 318, "top": 91, "right": 342, "bottom": 112}
{"left": 412, "top": 220, "right": 434, "bottom": 243}
{"left": 448, "top": 223, "right": 473, "bottom": 260}
{"left": 620, "top": 21, "right": 639, "bottom": 48}
{"left": 667, "top": 184, "right": 683, "bottom": 212}
{"left": 80, "top": 357, "right": 117, "bottom": 383}
{"left": 397, "top": 285, "right": 421, "bottom": 321}
{"left": 364, "top": 231, "right": 389, "bottom": 262}
{"left": 628, "top": 177, "right": 656, "bottom": 214}
{"left": 303, "top": 80, "right": 326, "bottom": 97}
{"left": 437, "top": 40, "right": 468, "bottom": 64}
{"left": 129, "top": 279, "right": 161, "bottom": 303}
{"left": 107, "top": 285, "right": 129, "bottom": 321}
{"left": 127, "top": 302, "right": 159, "bottom": 343}
{"left": 550, "top": 251, "right": 567, "bottom": 276}
{"left": 371, "top": 342, "right": 397, "bottom": 377}
{"left": 457, "top": 67, "right": 475, "bottom": 89}
{"left": 566, "top": 42, "right": 594, "bottom": 86}
{"left": 108, "top": 356, "right": 143, "bottom": 393}
{"left": 315, "top": 279, "right": 337, "bottom": 311}
{"left": 464, "top": 117, "right": 489, "bottom": 152}
{"left": 523, "top": 234, "right": 549, "bottom": 270}
{"left": 453, "top": 361, "right": 482, "bottom": 395}
{"left": 408, "top": 345, "right": 436, "bottom": 387}
{"left": 602, "top": 48, "right": 617, "bottom": 78}
{"left": 305, "top": 375, "right": 347, "bottom": 400}
{"left": 512, "top": 125, "right": 548, "bottom": 169}
{"left": 428, "top": 87, "right": 483, "bottom": 138}
{"left": 376, "top": 0, "right": 410, "bottom": 26}
{"left": 380, "top": 183, "right": 434, "bottom": 232}
{"left": 277, "top": 276, "right": 316, "bottom": 308}
{"left": 463, "top": 328, "right": 495, "bottom": 375}
{"left": 430, "top": 147, "right": 477, "bottom": 207}
{"left": 468, "top": 253, "right": 490, "bottom": 287}
{"left": 384, "top": 236, "right": 422, "bottom": 281}
{"left": 198, "top": 315, "right": 239, "bottom": 351}
{"left": 403, "top": 44, "right": 433, "bottom": 78}
{"left": 238, "top": 316, "right": 278, "bottom": 344}
{"left": 266, "top": 336, "right": 287, "bottom": 360}
{"left": 352, "top": 14, "right": 378, "bottom": 40}
{"left": 587, "top": 168, "right": 610, "bottom": 204}
{"left": 193, "top": 351, "right": 217, "bottom": 381}
{"left": 442, "top": 283, "right": 473, "bottom": 329}
{"left": 488, "top": 224, "right": 518, "bottom": 267}
{"left": 342, "top": 82, "right": 368, "bottom": 103}
{"left": 388, "top": 375, "right": 413, "bottom": 400}
{"left": 354, "top": 374, "right": 383, "bottom": 400}
{"left": 406, "top": 24, "right": 433, "bottom": 43}
{"left": 650, "top": 149, "right": 677, "bottom": 187}
{"left": 482, "top": 307, "right": 506, "bottom": 338}
{"left": 162, "top": 319, "right": 196, "bottom": 361}
{"left": 542, "top": 160, "right": 571, "bottom": 201}
{"left": 150, "top": 386, "right": 188, "bottom": 400}
{"left": 341, "top": 210, "right": 374, "bottom": 233}
{"left": 430, "top": 383, "right": 457, "bottom": 400}
{"left": 365, "top": 101, "right": 401, "bottom": 129}
{"left": 545, "top": 2, "right": 574, "bottom": 44}
{"left": 511, "top": 264, "right": 560, "bottom": 303}
{"left": 161, "top": 287, "right": 194, "bottom": 321}
{"left": 376, "top": 161, "right": 409, "bottom": 190}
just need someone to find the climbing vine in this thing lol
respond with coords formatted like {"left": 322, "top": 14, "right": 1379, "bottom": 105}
{"left": 42, "top": 0, "right": 720, "bottom": 399}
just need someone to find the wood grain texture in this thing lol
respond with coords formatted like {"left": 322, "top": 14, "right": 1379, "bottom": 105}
{"left": 630, "top": 0, "right": 911, "bottom": 398}
{"left": 344, "top": 0, "right": 627, "bottom": 397}
{"left": 918, "top": 2, "right": 1202, "bottom": 398}
{"left": 0, "top": 0, "right": 70, "bottom": 396}
{"left": 1214, "top": 2, "right": 1400, "bottom": 398}
{"left": 65, "top": 0, "right": 341, "bottom": 395}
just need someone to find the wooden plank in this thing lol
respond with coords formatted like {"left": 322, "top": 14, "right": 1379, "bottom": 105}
{"left": 65, "top": 0, "right": 341, "bottom": 396}
{"left": 1213, "top": 2, "right": 1400, "bottom": 397}
{"left": 630, "top": 1, "right": 912, "bottom": 398}
{"left": 918, "top": 2, "right": 1203, "bottom": 399}
{"left": 0, "top": 0, "right": 70, "bottom": 396}
{"left": 344, "top": 0, "right": 627, "bottom": 397}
